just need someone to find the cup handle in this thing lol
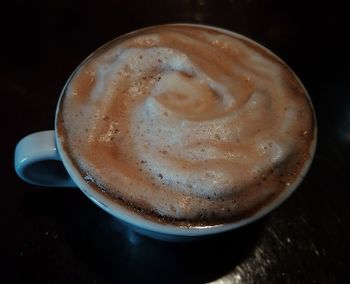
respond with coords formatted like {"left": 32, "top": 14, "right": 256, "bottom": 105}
{"left": 14, "top": 130, "right": 76, "bottom": 187}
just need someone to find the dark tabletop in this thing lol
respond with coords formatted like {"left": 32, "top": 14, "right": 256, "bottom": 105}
{"left": 2, "top": 1, "right": 350, "bottom": 283}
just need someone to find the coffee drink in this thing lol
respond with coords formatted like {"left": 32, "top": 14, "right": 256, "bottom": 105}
{"left": 57, "top": 24, "right": 315, "bottom": 226}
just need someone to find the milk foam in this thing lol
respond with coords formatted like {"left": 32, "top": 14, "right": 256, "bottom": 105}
{"left": 58, "top": 25, "right": 314, "bottom": 223}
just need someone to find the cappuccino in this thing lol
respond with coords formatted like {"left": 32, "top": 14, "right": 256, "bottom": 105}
{"left": 57, "top": 25, "right": 315, "bottom": 225}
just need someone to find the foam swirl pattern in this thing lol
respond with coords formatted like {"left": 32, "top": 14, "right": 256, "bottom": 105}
{"left": 58, "top": 25, "right": 314, "bottom": 224}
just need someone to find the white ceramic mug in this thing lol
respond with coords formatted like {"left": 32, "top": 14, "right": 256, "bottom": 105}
{"left": 14, "top": 24, "right": 317, "bottom": 241}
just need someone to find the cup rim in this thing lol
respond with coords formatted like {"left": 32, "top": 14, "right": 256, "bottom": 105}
{"left": 54, "top": 23, "right": 317, "bottom": 237}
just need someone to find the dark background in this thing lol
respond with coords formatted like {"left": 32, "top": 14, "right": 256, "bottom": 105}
{"left": 2, "top": 0, "right": 350, "bottom": 283}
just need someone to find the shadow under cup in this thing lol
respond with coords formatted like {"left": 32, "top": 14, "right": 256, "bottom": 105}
{"left": 33, "top": 24, "right": 319, "bottom": 241}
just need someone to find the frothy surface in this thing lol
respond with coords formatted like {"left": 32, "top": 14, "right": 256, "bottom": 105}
{"left": 57, "top": 25, "right": 315, "bottom": 224}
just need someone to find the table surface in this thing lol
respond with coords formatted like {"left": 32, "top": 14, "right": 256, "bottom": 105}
{"left": 2, "top": 1, "right": 350, "bottom": 283}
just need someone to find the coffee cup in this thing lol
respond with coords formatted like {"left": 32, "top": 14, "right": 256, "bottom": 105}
{"left": 14, "top": 24, "right": 317, "bottom": 241}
